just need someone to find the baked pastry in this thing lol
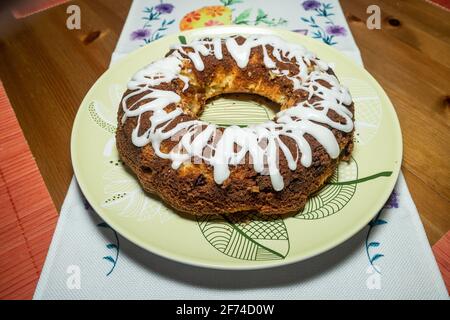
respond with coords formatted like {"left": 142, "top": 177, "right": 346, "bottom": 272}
{"left": 116, "top": 35, "right": 354, "bottom": 216}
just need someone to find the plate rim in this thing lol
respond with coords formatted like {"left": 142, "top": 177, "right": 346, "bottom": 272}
{"left": 71, "top": 25, "right": 403, "bottom": 270}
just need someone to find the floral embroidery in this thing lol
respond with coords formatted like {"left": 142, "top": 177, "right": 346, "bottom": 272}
{"left": 326, "top": 24, "right": 347, "bottom": 36}
{"left": 364, "top": 189, "right": 399, "bottom": 274}
{"left": 82, "top": 196, "right": 120, "bottom": 276}
{"left": 292, "top": 29, "right": 309, "bottom": 35}
{"left": 130, "top": 2, "right": 175, "bottom": 45}
{"left": 97, "top": 222, "right": 120, "bottom": 276}
{"left": 300, "top": 1, "right": 347, "bottom": 46}
{"left": 205, "top": 6, "right": 226, "bottom": 17}
{"left": 180, "top": 6, "right": 232, "bottom": 31}
{"left": 365, "top": 210, "right": 386, "bottom": 274}
{"left": 154, "top": 3, "right": 174, "bottom": 14}
{"left": 233, "top": 8, "right": 288, "bottom": 27}
{"left": 220, "top": 0, "right": 243, "bottom": 6}
{"left": 184, "top": 11, "right": 201, "bottom": 23}
{"left": 302, "top": 0, "right": 321, "bottom": 10}
{"left": 205, "top": 19, "right": 225, "bottom": 26}
{"left": 179, "top": 2, "right": 287, "bottom": 31}
{"left": 180, "top": 20, "right": 194, "bottom": 30}
{"left": 130, "top": 28, "right": 150, "bottom": 41}
{"left": 384, "top": 190, "right": 399, "bottom": 209}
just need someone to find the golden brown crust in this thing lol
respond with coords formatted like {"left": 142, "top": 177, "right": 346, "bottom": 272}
{"left": 116, "top": 38, "right": 354, "bottom": 216}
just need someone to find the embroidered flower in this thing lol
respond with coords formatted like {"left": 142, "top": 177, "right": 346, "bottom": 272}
{"left": 302, "top": 0, "right": 321, "bottom": 11}
{"left": 154, "top": 3, "right": 174, "bottom": 14}
{"left": 384, "top": 190, "right": 399, "bottom": 209}
{"left": 180, "top": 21, "right": 192, "bottom": 30}
{"left": 325, "top": 25, "right": 347, "bottom": 36}
{"left": 130, "top": 28, "right": 150, "bottom": 40}
{"left": 180, "top": 20, "right": 194, "bottom": 31}
{"left": 184, "top": 11, "right": 201, "bottom": 23}
{"left": 205, "top": 19, "right": 225, "bottom": 27}
{"left": 205, "top": 6, "right": 226, "bottom": 17}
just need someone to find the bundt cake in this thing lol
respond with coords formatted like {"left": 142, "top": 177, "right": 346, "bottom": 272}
{"left": 116, "top": 35, "right": 354, "bottom": 216}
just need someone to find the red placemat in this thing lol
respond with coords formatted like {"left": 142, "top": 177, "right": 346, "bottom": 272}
{"left": 426, "top": 0, "right": 450, "bottom": 11}
{"left": 0, "top": 82, "right": 58, "bottom": 300}
{"left": 12, "top": 0, "right": 70, "bottom": 19}
{"left": 433, "top": 231, "right": 450, "bottom": 294}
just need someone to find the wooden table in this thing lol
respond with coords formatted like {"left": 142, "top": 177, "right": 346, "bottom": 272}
{"left": 0, "top": 0, "right": 448, "bottom": 245}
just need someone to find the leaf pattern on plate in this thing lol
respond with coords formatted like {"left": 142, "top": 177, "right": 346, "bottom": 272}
{"left": 89, "top": 101, "right": 117, "bottom": 134}
{"left": 198, "top": 213, "right": 289, "bottom": 261}
{"left": 295, "top": 157, "right": 358, "bottom": 220}
{"left": 102, "top": 159, "right": 174, "bottom": 223}
{"left": 199, "top": 93, "right": 276, "bottom": 127}
{"left": 88, "top": 84, "right": 124, "bottom": 133}
{"left": 340, "top": 77, "right": 382, "bottom": 146}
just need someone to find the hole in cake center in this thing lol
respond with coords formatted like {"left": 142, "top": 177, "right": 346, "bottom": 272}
{"left": 200, "top": 93, "right": 280, "bottom": 127}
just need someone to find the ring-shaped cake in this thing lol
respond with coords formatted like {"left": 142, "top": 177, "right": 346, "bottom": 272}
{"left": 116, "top": 35, "right": 354, "bottom": 215}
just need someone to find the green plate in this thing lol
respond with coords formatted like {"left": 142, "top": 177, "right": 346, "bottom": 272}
{"left": 71, "top": 26, "right": 402, "bottom": 270}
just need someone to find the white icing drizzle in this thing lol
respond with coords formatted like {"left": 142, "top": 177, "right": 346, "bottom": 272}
{"left": 213, "top": 37, "right": 223, "bottom": 60}
{"left": 121, "top": 36, "right": 354, "bottom": 191}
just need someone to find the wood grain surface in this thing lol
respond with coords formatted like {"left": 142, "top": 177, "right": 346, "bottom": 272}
{"left": 0, "top": 0, "right": 448, "bottom": 244}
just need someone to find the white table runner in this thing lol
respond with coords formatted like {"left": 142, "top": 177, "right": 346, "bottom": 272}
{"left": 34, "top": 0, "right": 447, "bottom": 299}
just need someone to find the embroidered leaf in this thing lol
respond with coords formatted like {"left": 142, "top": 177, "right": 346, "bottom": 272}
{"left": 295, "top": 158, "right": 358, "bottom": 220}
{"left": 256, "top": 9, "right": 267, "bottom": 22}
{"left": 97, "top": 222, "right": 110, "bottom": 228}
{"left": 106, "top": 243, "right": 118, "bottom": 249}
{"left": 153, "top": 32, "right": 162, "bottom": 41}
{"left": 234, "top": 9, "right": 252, "bottom": 24}
{"left": 103, "top": 256, "right": 115, "bottom": 263}
{"left": 366, "top": 211, "right": 385, "bottom": 274}
{"left": 178, "top": 35, "right": 187, "bottom": 45}
{"left": 370, "top": 219, "right": 387, "bottom": 226}
{"left": 276, "top": 18, "right": 288, "bottom": 26}
{"left": 368, "top": 242, "right": 380, "bottom": 248}
{"left": 370, "top": 253, "right": 384, "bottom": 263}
{"left": 325, "top": 35, "right": 337, "bottom": 46}
{"left": 198, "top": 214, "right": 289, "bottom": 261}
{"left": 220, "top": 0, "right": 243, "bottom": 6}
{"left": 312, "top": 30, "right": 322, "bottom": 39}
